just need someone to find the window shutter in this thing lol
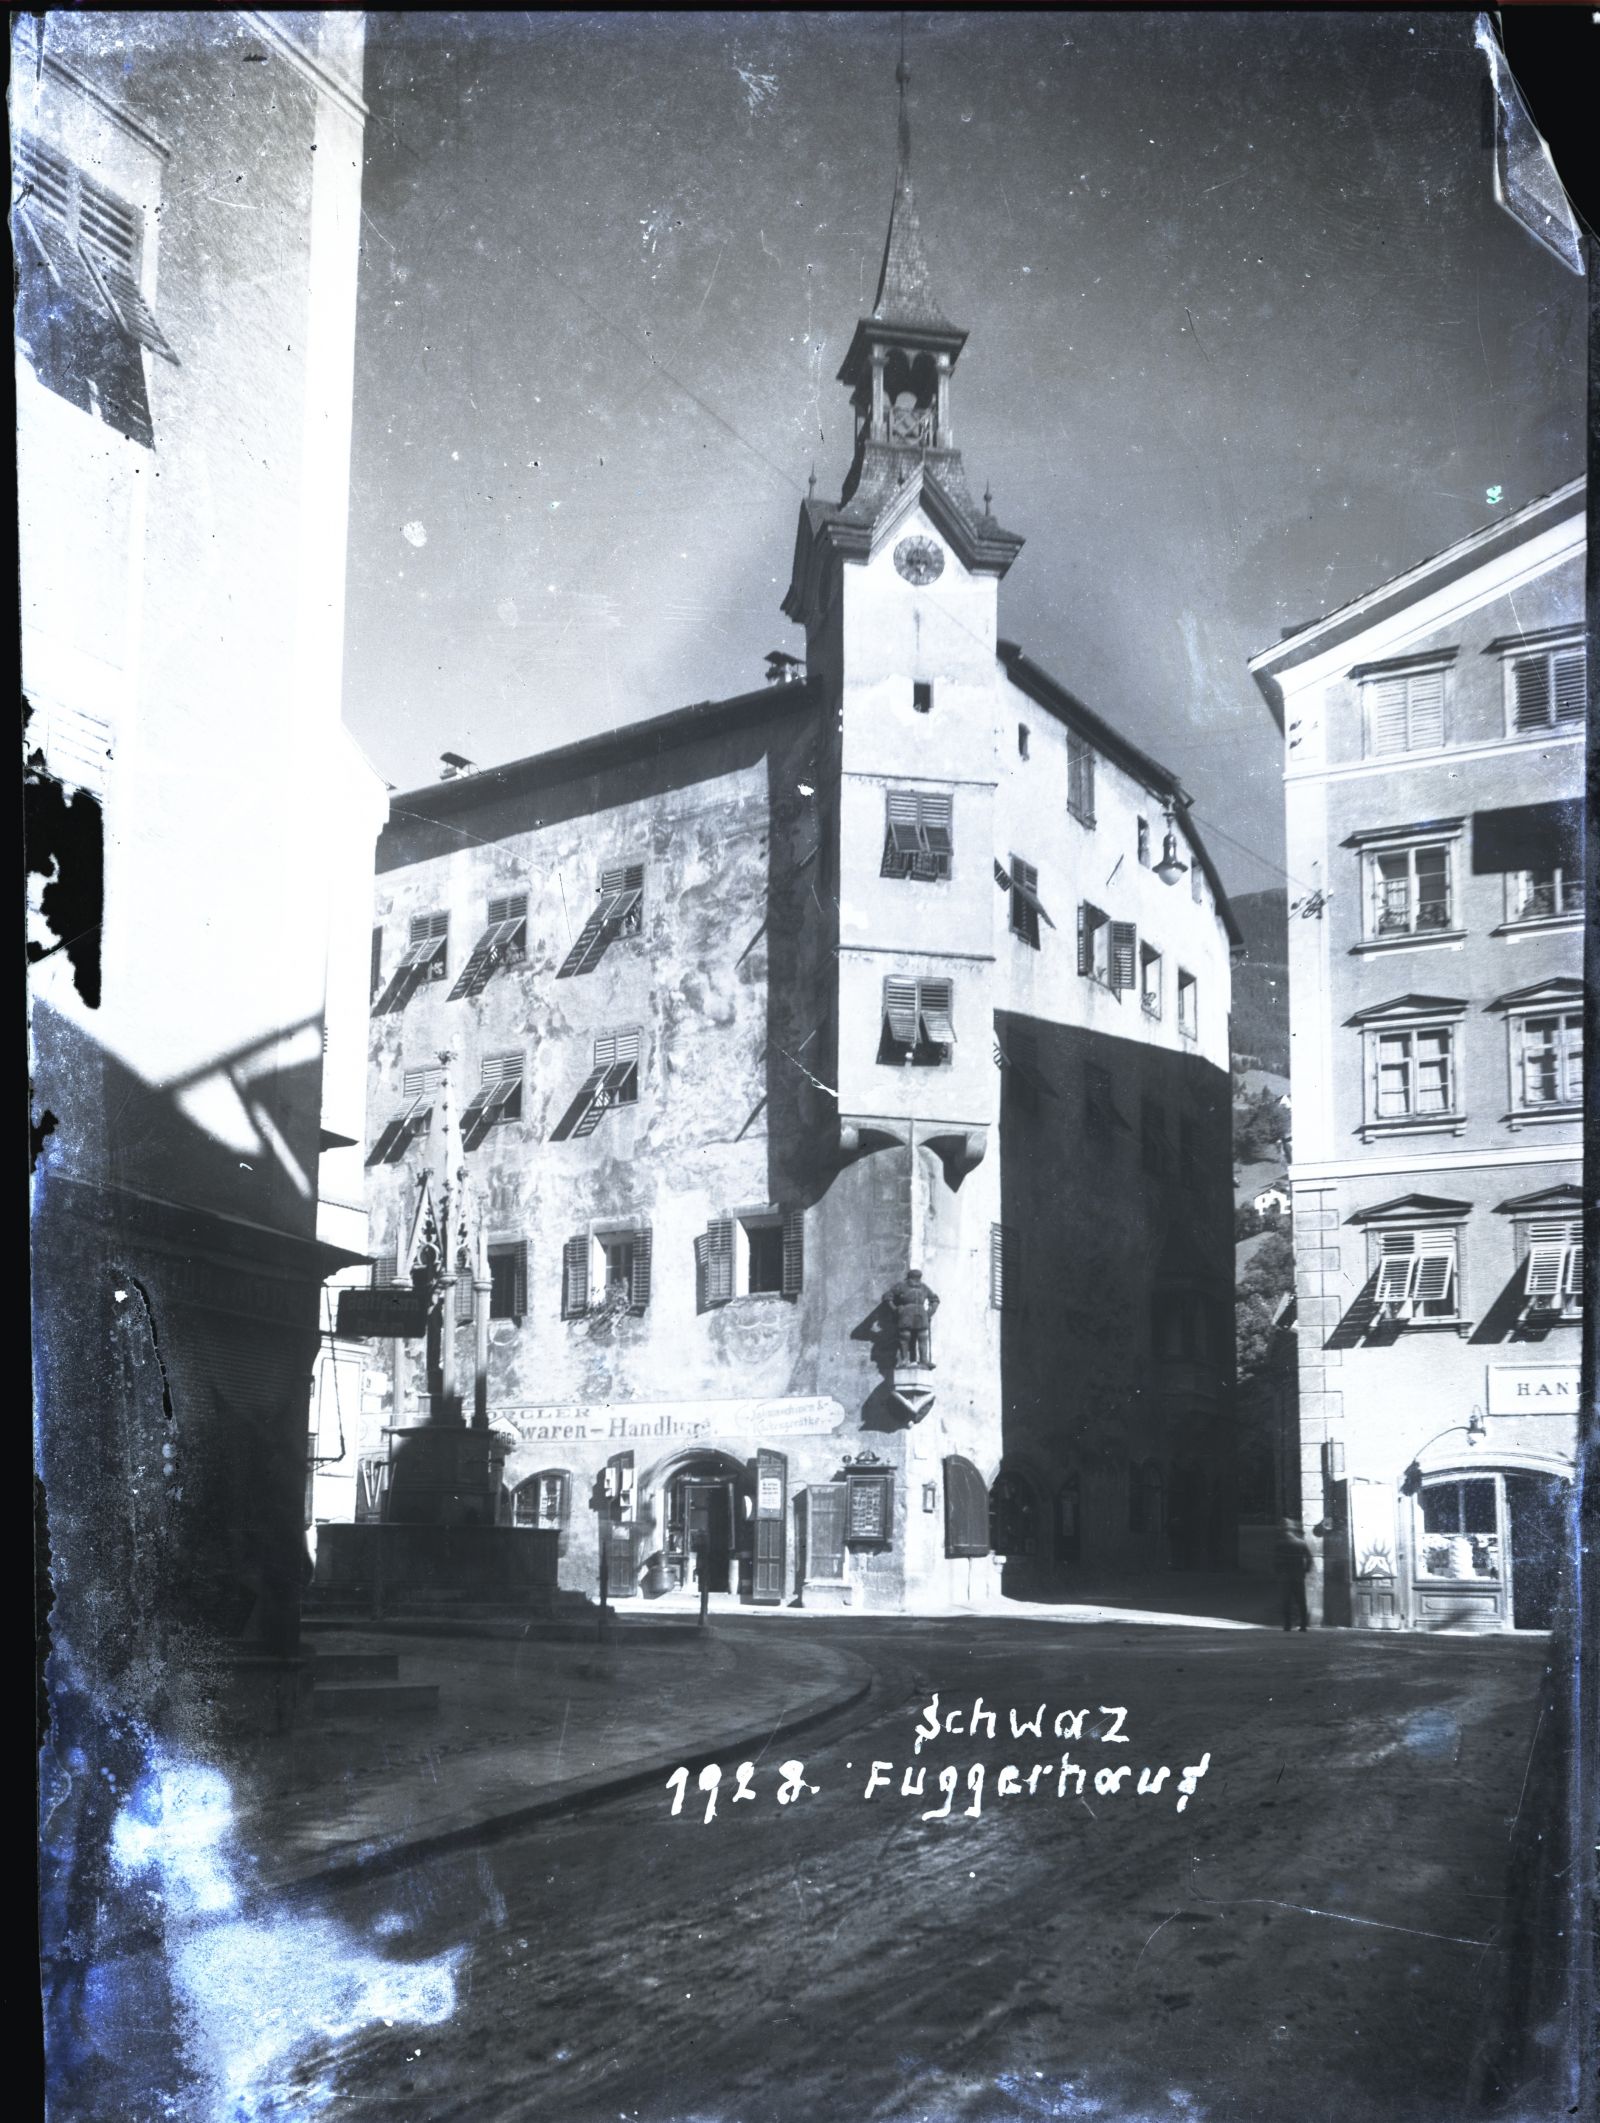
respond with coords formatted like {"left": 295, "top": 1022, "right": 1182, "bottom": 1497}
{"left": 1077, "top": 904, "right": 1091, "bottom": 977}
{"left": 943, "top": 1456, "right": 990, "bottom": 1557}
{"left": 630, "top": 1229, "right": 653, "bottom": 1310}
{"left": 1407, "top": 670, "right": 1444, "bottom": 749}
{"left": 920, "top": 791, "right": 953, "bottom": 853}
{"left": 508, "top": 1241, "right": 529, "bottom": 1318}
{"left": 883, "top": 977, "right": 919, "bottom": 1046}
{"left": 1524, "top": 1242, "right": 1565, "bottom": 1303}
{"left": 1110, "top": 922, "right": 1137, "bottom": 994}
{"left": 1552, "top": 651, "right": 1585, "bottom": 725}
{"left": 1413, "top": 1239, "right": 1455, "bottom": 1308}
{"left": 919, "top": 979, "right": 956, "bottom": 1045}
{"left": 1369, "top": 678, "right": 1410, "bottom": 753}
{"left": 781, "top": 1206, "right": 805, "bottom": 1297}
{"left": 562, "top": 1236, "right": 590, "bottom": 1317}
{"left": 703, "top": 1217, "right": 734, "bottom": 1305}
{"left": 989, "top": 1224, "right": 1018, "bottom": 1311}
{"left": 1375, "top": 1233, "right": 1417, "bottom": 1310}
{"left": 1513, "top": 657, "right": 1552, "bottom": 732}
{"left": 994, "top": 859, "right": 1013, "bottom": 891}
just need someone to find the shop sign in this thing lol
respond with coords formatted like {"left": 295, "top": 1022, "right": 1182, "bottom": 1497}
{"left": 1485, "top": 1364, "right": 1579, "bottom": 1416}
{"left": 494, "top": 1396, "right": 845, "bottom": 1447}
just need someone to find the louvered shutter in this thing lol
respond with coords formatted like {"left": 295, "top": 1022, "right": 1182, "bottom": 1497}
{"left": 1077, "top": 905, "right": 1092, "bottom": 977}
{"left": 781, "top": 1206, "right": 805, "bottom": 1296}
{"left": 994, "top": 859, "right": 1013, "bottom": 891}
{"left": 562, "top": 1236, "right": 590, "bottom": 1317}
{"left": 509, "top": 1240, "right": 529, "bottom": 1317}
{"left": 919, "top": 979, "right": 956, "bottom": 1045}
{"left": 920, "top": 792, "right": 953, "bottom": 863}
{"left": 1513, "top": 658, "right": 1552, "bottom": 732}
{"left": 1368, "top": 678, "right": 1410, "bottom": 753}
{"left": 1375, "top": 1234, "right": 1418, "bottom": 1310}
{"left": 1524, "top": 1241, "right": 1565, "bottom": 1304}
{"left": 989, "top": 1224, "right": 1018, "bottom": 1311}
{"left": 1407, "top": 669, "right": 1445, "bottom": 749}
{"left": 456, "top": 1262, "right": 476, "bottom": 1323}
{"left": 1110, "top": 922, "right": 1137, "bottom": 994}
{"left": 944, "top": 1456, "right": 991, "bottom": 1558}
{"left": 1553, "top": 651, "right": 1585, "bottom": 725}
{"left": 703, "top": 1218, "right": 735, "bottom": 1306}
{"left": 884, "top": 977, "right": 919, "bottom": 1045}
{"left": 886, "top": 790, "right": 921, "bottom": 854}
{"left": 630, "top": 1229, "right": 653, "bottom": 1310}
{"left": 1413, "top": 1238, "right": 1455, "bottom": 1309}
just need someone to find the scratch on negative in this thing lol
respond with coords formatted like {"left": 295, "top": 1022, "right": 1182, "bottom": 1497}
{"left": 553, "top": 1698, "right": 571, "bottom": 1780}
{"left": 748, "top": 1702, "right": 795, "bottom": 1767}
{"left": 1135, "top": 1911, "right": 1179, "bottom": 1965}
{"left": 773, "top": 1044, "right": 836, "bottom": 1100}
{"left": 1226, "top": 1898, "right": 1491, "bottom": 1949}
{"left": 1507, "top": 1703, "right": 1545, "bottom": 1842}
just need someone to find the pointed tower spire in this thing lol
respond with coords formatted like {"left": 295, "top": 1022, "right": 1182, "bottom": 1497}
{"left": 870, "top": 40, "right": 953, "bottom": 332}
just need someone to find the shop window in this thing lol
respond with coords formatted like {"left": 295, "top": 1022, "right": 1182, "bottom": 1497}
{"left": 882, "top": 790, "right": 953, "bottom": 881}
{"left": 556, "top": 863, "right": 644, "bottom": 978}
{"left": 450, "top": 893, "right": 528, "bottom": 998}
{"left": 880, "top": 977, "right": 955, "bottom": 1065}
{"left": 513, "top": 1469, "right": 570, "bottom": 1530}
{"left": 1417, "top": 1478, "right": 1500, "bottom": 1580}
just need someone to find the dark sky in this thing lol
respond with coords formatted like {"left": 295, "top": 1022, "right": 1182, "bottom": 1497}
{"left": 342, "top": 10, "right": 1585, "bottom": 897}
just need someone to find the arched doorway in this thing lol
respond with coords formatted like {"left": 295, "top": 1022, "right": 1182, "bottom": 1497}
{"left": 649, "top": 1449, "right": 754, "bottom": 1596}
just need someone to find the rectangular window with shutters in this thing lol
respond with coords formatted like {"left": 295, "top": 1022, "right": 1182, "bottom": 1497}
{"left": 880, "top": 977, "right": 955, "bottom": 1065}
{"left": 1369, "top": 1025, "right": 1458, "bottom": 1123}
{"left": 1364, "top": 842, "right": 1455, "bottom": 939}
{"left": 1066, "top": 733, "right": 1096, "bottom": 826}
{"left": 881, "top": 790, "right": 953, "bottom": 880}
{"left": 565, "top": 1226, "right": 653, "bottom": 1316}
{"left": 488, "top": 1240, "right": 529, "bottom": 1321}
{"left": 375, "top": 912, "right": 448, "bottom": 1012}
{"left": 14, "top": 132, "right": 176, "bottom": 449}
{"left": 989, "top": 1224, "right": 1020, "bottom": 1312}
{"left": 461, "top": 1051, "right": 524, "bottom": 1145}
{"left": 1520, "top": 1216, "right": 1582, "bottom": 1320}
{"left": 1007, "top": 857, "right": 1053, "bottom": 948}
{"left": 1077, "top": 903, "right": 1111, "bottom": 985}
{"left": 1140, "top": 942, "right": 1162, "bottom": 1017}
{"left": 449, "top": 893, "right": 528, "bottom": 999}
{"left": 1177, "top": 970, "right": 1198, "bottom": 1040}
{"left": 698, "top": 1208, "right": 805, "bottom": 1306}
{"left": 551, "top": 1029, "right": 641, "bottom": 1140}
{"left": 1512, "top": 1011, "right": 1583, "bottom": 1110}
{"left": 1362, "top": 665, "right": 1448, "bottom": 756}
{"left": 1370, "top": 1229, "right": 1460, "bottom": 1324}
{"left": 366, "top": 1065, "right": 440, "bottom": 1166}
{"left": 1507, "top": 645, "right": 1585, "bottom": 735}
{"left": 556, "top": 864, "right": 644, "bottom": 978}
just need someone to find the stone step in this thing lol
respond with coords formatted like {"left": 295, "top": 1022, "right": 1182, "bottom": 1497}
{"left": 308, "top": 1650, "right": 401, "bottom": 1681}
{"left": 311, "top": 1680, "right": 440, "bottom": 1719}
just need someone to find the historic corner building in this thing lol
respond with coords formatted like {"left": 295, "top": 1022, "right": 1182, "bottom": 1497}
{"left": 1251, "top": 478, "right": 1586, "bottom": 1633}
{"left": 353, "top": 84, "right": 1241, "bottom": 1613}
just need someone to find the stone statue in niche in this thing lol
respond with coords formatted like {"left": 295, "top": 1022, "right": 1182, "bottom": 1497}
{"left": 881, "top": 1268, "right": 939, "bottom": 1367}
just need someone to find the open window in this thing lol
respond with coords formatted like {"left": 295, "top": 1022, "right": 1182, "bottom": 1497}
{"left": 366, "top": 1064, "right": 440, "bottom": 1165}
{"left": 1140, "top": 942, "right": 1162, "bottom": 1017}
{"left": 556, "top": 864, "right": 644, "bottom": 977}
{"left": 449, "top": 893, "right": 528, "bottom": 999}
{"left": 374, "top": 913, "right": 449, "bottom": 1014}
{"left": 562, "top": 1226, "right": 653, "bottom": 1318}
{"left": 14, "top": 132, "right": 176, "bottom": 449}
{"left": 880, "top": 977, "right": 954, "bottom": 1065}
{"left": 1371, "top": 1229, "right": 1459, "bottom": 1325}
{"left": 1177, "top": 969, "right": 1198, "bottom": 1040}
{"left": 550, "top": 1029, "right": 641, "bottom": 1140}
{"left": 461, "top": 1051, "right": 524, "bottom": 1146}
{"left": 697, "top": 1207, "right": 804, "bottom": 1307}
{"left": 488, "top": 1239, "right": 529, "bottom": 1321}
{"left": 1077, "top": 903, "right": 1111, "bottom": 985}
{"left": 1521, "top": 1216, "right": 1581, "bottom": 1322}
{"left": 882, "top": 790, "right": 953, "bottom": 880}
{"left": 1005, "top": 857, "right": 1053, "bottom": 949}
{"left": 1066, "top": 733, "right": 1096, "bottom": 826}
{"left": 512, "top": 1469, "right": 570, "bottom": 1531}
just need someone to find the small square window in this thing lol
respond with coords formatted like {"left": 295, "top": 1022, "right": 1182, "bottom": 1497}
{"left": 1017, "top": 723, "right": 1030, "bottom": 760}
{"left": 913, "top": 681, "right": 933, "bottom": 714}
{"left": 1177, "top": 970, "right": 1198, "bottom": 1040}
{"left": 1067, "top": 734, "right": 1096, "bottom": 827}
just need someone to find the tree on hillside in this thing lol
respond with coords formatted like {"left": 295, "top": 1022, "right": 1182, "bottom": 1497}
{"left": 1237, "top": 1226, "right": 1296, "bottom": 1382}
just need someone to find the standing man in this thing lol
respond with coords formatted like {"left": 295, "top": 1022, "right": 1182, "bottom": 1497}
{"left": 882, "top": 1268, "right": 940, "bottom": 1367}
{"left": 1273, "top": 1517, "right": 1313, "bottom": 1632}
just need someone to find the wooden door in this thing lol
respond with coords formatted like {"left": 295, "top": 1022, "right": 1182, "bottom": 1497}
{"left": 754, "top": 1449, "right": 787, "bottom": 1604}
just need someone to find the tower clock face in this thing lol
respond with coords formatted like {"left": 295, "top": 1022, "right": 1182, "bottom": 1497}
{"left": 893, "top": 535, "right": 945, "bottom": 586}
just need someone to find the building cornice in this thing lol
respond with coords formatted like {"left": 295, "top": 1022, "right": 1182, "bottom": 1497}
{"left": 242, "top": 11, "right": 369, "bottom": 125}
{"left": 1290, "top": 1140, "right": 1579, "bottom": 1183}
{"left": 1284, "top": 729, "right": 1584, "bottom": 789}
